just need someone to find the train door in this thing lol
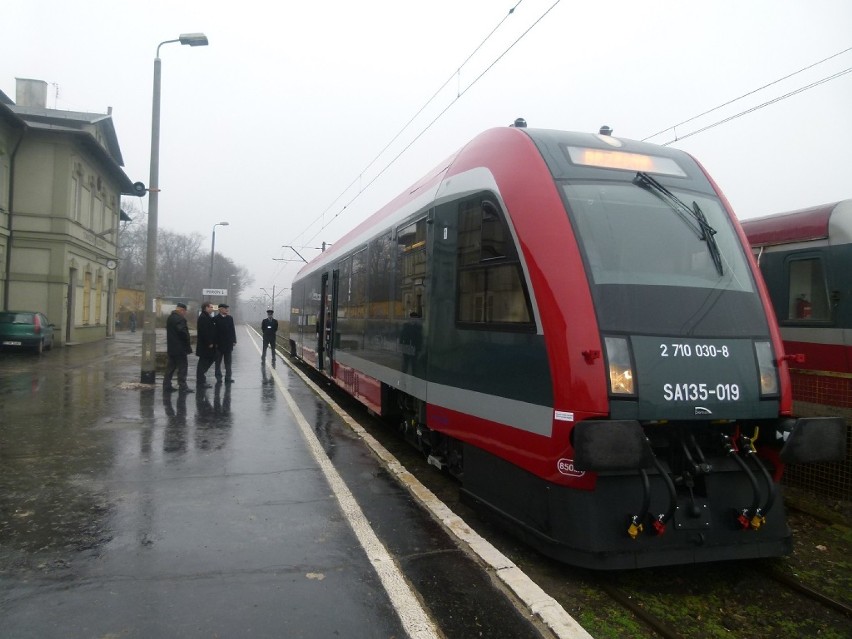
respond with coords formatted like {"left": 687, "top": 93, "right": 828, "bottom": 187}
{"left": 326, "top": 270, "right": 339, "bottom": 376}
{"left": 318, "top": 274, "right": 328, "bottom": 372}
{"left": 317, "top": 271, "right": 339, "bottom": 376}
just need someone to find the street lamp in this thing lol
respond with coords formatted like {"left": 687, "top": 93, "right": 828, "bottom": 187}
{"left": 260, "top": 286, "right": 276, "bottom": 314}
{"left": 141, "top": 32, "right": 209, "bottom": 385}
{"left": 227, "top": 273, "right": 237, "bottom": 305}
{"left": 208, "top": 221, "right": 230, "bottom": 290}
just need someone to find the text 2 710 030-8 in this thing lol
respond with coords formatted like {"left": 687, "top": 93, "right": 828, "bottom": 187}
{"left": 660, "top": 343, "right": 730, "bottom": 358}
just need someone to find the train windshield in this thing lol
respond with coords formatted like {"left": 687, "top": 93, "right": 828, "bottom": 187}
{"left": 562, "top": 180, "right": 768, "bottom": 336}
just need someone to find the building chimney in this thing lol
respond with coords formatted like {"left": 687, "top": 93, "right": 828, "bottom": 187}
{"left": 15, "top": 78, "right": 48, "bottom": 108}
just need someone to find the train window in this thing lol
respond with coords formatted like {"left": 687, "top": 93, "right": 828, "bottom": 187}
{"left": 456, "top": 198, "right": 533, "bottom": 329}
{"left": 351, "top": 249, "right": 367, "bottom": 319}
{"left": 563, "top": 182, "right": 754, "bottom": 292}
{"left": 395, "top": 218, "right": 428, "bottom": 318}
{"left": 459, "top": 200, "right": 513, "bottom": 264}
{"left": 338, "top": 256, "right": 352, "bottom": 318}
{"left": 368, "top": 232, "right": 393, "bottom": 319}
{"left": 786, "top": 257, "right": 830, "bottom": 321}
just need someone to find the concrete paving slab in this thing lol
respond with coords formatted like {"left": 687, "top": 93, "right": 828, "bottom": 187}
{"left": 0, "top": 327, "right": 550, "bottom": 639}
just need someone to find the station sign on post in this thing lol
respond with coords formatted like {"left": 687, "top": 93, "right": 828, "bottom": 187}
{"left": 203, "top": 288, "right": 228, "bottom": 296}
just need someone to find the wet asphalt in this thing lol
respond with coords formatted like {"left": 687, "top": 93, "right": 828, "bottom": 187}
{"left": 0, "top": 328, "right": 548, "bottom": 639}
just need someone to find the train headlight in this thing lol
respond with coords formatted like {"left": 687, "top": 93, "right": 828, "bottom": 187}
{"left": 604, "top": 336, "right": 635, "bottom": 395}
{"left": 754, "top": 340, "right": 779, "bottom": 396}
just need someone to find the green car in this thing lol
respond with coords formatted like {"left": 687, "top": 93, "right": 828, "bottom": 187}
{"left": 0, "top": 311, "right": 55, "bottom": 354}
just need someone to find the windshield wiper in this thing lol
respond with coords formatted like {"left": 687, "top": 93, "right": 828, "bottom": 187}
{"left": 633, "top": 171, "right": 723, "bottom": 275}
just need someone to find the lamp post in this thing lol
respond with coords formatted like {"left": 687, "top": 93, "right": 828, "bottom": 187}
{"left": 208, "top": 221, "right": 230, "bottom": 291}
{"left": 227, "top": 273, "right": 237, "bottom": 306}
{"left": 260, "top": 286, "right": 275, "bottom": 314}
{"left": 141, "top": 32, "right": 209, "bottom": 385}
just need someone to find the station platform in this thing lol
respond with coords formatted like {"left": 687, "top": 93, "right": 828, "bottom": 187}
{"left": 0, "top": 326, "right": 590, "bottom": 638}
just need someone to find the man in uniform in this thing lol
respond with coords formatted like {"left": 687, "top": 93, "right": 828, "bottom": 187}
{"left": 214, "top": 303, "right": 237, "bottom": 383}
{"left": 196, "top": 302, "right": 217, "bottom": 388}
{"left": 163, "top": 302, "right": 194, "bottom": 393}
{"left": 261, "top": 309, "right": 278, "bottom": 362}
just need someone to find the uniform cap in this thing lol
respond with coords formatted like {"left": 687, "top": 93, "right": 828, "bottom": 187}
{"left": 267, "top": 309, "right": 273, "bottom": 313}
{"left": 176, "top": 302, "right": 187, "bottom": 309}
{"left": 218, "top": 303, "right": 229, "bottom": 309}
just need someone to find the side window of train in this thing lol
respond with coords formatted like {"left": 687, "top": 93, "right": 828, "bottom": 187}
{"left": 456, "top": 198, "right": 534, "bottom": 330}
{"left": 351, "top": 249, "right": 367, "bottom": 319}
{"left": 368, "top": 232, "right": 393, "bottom": 319}
{"left": 786, "top": 255, "right": 830, "bottom": 321}
{"left": 338, "top": 256, "right": 352, "bottom": 318}
{"left": 395, "top": 218, "right": 427, "bottom": 319}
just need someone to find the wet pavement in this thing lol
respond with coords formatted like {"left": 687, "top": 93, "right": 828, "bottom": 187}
{"left": 0, "top": 328, "right": 551, "bottom": 638}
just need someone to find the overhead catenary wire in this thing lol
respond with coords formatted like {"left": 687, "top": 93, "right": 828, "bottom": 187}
{"left": 283, "top": 21, "right": 848, "bottom": 281}
{"left": 643, "top": 46, "right": 851, "bottom": 143}
{"left": 288, "top": 0, "right": 556, "bottom": 248}
{"left": 300, "top": 0, "right": 561, "bottom": 247}
{"left": 305, "top": 0, "right": 527, "bottom": 234}
{"left": 657, "top": 65, "right": 851, "bottom": 146}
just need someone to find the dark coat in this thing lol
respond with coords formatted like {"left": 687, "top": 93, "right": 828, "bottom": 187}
{"left": 196, "top": 311, "right": 217, "bottom": 357}
{"left": 214, "top": 314, "right": 237, "bottom": 352}
{"left": 166, "top": 311, "right": 192, "bottom": 356}
{"left": 261, "top": 317, "right": 278, "bottom": 337}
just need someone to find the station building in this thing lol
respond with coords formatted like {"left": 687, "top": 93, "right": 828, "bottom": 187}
{"left": 0, "top": 78, "right": 135, "bottom": 345}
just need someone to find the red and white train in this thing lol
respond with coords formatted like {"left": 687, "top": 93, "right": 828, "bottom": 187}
{"left": 742, "top": 199, "right": 852, "bottom": 411}
{"left": 289, "top": 123, "right": 845, "bottom": 568}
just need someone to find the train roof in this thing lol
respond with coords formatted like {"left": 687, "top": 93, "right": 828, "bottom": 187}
{"left": 741, "top": 199, "right": 852, "bottom": 247}
{"left": 294, "top": 126, "right": 711, "bottom": 278}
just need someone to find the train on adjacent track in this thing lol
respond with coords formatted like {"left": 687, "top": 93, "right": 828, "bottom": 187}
{"left": 288, "top": 122, "right": 845, "bottom": 569}
{"left": 742, "top": 199, "right": 852, "bottom": 412}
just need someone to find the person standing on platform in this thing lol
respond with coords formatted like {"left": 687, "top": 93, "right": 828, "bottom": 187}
{"left": 163, "top": 303, "right": 193, "bottom": 394}
{"left": 261, "top": 309, "right": 278, "bottom": 363}
{"left": 214, "top": 303, "right": 237, "bottom": 383}
{"left": 196, "top": 302, "right": 217, "bottom": 388}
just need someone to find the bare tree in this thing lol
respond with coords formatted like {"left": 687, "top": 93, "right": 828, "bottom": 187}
{"left": 117, "top": 199, "right": 147, "bottom": 288}
{"left": 115, "top": 197, "right": 254, "bottom": 304}
{"left": 158, "top": 230, "right": 205, "bottom": 297}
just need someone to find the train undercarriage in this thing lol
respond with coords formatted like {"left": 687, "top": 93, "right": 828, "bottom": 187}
{"left": 388, "top": 384, "right": 843, "bottom": 569}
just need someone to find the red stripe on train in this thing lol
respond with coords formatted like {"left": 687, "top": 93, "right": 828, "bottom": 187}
{"left": 784, "top": 340, "right": 852, "bottom": 375}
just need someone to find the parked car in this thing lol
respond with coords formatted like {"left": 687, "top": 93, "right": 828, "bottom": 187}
{"left": 0, "top": 311, "right": 55, "bottom": 354}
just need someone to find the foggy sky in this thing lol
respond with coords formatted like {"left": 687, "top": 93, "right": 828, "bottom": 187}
{"left": 2, "top": 0, "right": 850, "bottom": 307}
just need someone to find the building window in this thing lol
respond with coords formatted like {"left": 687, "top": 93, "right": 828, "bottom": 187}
{"left": 86, "top": 182, "right": 95, "bottom": 229}
{"left": 83, "top": 272, "right": 92, "bottom": 324}
{"left": 787, "top": 256, "right": 830, "bottom": 321}
{"left": 456, "top": 198, "right": 533, "bottom": 329}
{"left": 72, "top": 174, "right": 82, "bottom": 222}
{"left": 0, "top": 158, "right": 8, "bottom": 211}
{"left": 101, "top": 199, "right": 111, "bottom": 237}
{"left": 95, "top": 274, "right": 103, "bottom": 324}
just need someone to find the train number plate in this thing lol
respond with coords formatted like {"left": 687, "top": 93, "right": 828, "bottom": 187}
{"left": 629, "top": 336, "right": 762, "bottom": 419}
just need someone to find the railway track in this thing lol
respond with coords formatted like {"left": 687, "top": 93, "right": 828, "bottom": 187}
{"left": 289, "top": 353, "right": 852, "bottom": 639}
{"left": 595, "top": 579, "right": 685, "bottom": 639}
{"left": 759, "top": 566, "right": 852, "bottom": 619}
{"left": 592, "top": 563, "right": 852, "bottom": 639}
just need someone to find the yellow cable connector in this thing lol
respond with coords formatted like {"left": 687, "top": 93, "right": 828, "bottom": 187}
{"left": 627, "top": 521, "right": 644, "bottom": 540}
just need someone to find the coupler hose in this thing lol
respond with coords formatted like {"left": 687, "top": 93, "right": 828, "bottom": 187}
{"left": 650, "top": 456, "right": 677, "bottom": 535}
{"left": 722, "top": 434, "right": 761, "bottom": 529}
{"left": 628, "top": 469, "right": 652, "bottom": 539}
{"left": 739, "top": 433, "right": 777, "bottom": 529}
